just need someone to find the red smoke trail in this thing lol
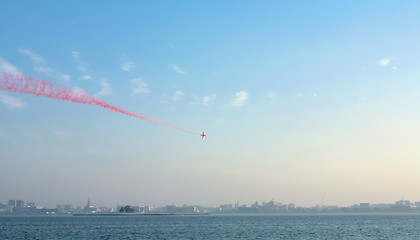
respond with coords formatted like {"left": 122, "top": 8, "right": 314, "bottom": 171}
{"left": 0, "top": 72, "right": 199, "bottom": 135}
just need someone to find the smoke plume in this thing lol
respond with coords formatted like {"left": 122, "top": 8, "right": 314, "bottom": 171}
{"left": 0, "top": 72, "right": 198, "bottom": 135}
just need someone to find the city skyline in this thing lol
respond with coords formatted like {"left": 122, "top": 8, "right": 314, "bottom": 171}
{"left": 2, "top": 1, "right": 420, "bottom": 207}
{"left": 1, "top": 196, "right": 418, "bottom": 210}
{"left": 2, "top": 196, "right": 420, "bottom": 217}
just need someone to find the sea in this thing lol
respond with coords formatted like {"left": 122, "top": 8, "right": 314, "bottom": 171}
{"left": 1, "top": 214, "right": 420, "bottom": 239}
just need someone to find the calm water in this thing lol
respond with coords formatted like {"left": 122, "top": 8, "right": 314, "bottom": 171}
{"left": 1, "top": 214, "right": 420, "bottom": 239}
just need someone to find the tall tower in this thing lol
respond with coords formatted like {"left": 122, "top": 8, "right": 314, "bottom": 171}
{"left": 84, "top": 197, "right": 92, "bottom": 212}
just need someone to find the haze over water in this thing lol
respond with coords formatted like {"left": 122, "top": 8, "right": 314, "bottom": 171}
{"left": 1, "top": 1, "right": 420, "bottom": 209}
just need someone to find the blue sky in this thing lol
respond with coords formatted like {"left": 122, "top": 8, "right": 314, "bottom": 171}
{"left": 1, "top": 1, "right": 420, "bottom": 208}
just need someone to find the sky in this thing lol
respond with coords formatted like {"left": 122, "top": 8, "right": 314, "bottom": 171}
{"left": 1, "top": 1, "right": 420, "bottom": 208}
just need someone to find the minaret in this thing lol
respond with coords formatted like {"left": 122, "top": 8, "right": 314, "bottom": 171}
{"left": 84, "top": 197, "right": 91, "bottom": 211}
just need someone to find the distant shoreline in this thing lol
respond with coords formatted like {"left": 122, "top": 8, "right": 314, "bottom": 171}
{"left": 73, "top": 213, "right": 208, "bottom": 216}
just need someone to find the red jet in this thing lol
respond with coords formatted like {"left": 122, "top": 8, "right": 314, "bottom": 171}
{"left": 201, "top": 131, "right": 206, "bottom": 139}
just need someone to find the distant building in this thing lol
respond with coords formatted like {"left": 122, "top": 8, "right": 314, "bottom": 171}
{"left": 64, "top": 204, "right": 72, "bottom": 211}
{"left": 220, "top": 204, "right": 233, "bottom": 213}
{"left": 56, "top": 205, "right": 63, "bottom": 214}
{"left": 279, "top": 205, "right": 288, "bottom": 212}
{"left": 263, "top": 199, "right": 276, "bottom": 207}
{"left": 396, "top": 200, "right": 410, "bottom": 207}
{"left": 0, "top": 202, "right": 7, "bottom": 213}
{"left": 26, "top": 202, "right": 36, "bottom": 208}
{"left": 143, "top": 205, "right": 154, "bottom": 213}
{"left": 360, "top": 203, "right": 370, "bottom": 208}
{"left": 236, "top": 206, "right": 258, "bottom": 213}
{"left": 84, "top": 198, "right": 97, "bottom": 213}
{"left": 8, "top": 200, "right": 16, "bottom": 207}
{"left": 16, "top": 200, "right": 24, "bottom": 208}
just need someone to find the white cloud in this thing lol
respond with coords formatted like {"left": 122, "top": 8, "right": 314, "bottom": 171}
{"left": 18, "top": 48, "right": 45, "bottom": 64}
{"left": 267, "top": 91, "right": 276, "bottom": 98}
{"left": 79, "top": 74, "right": 93, "bottom": 80}
{"left": 33, "top": 66, "right": 54, "bottom": 75}
{"left": 71, "top": 87, "right": 85, "bottom": 95}
{"left": 122, "top": 61, "right": 136, "bottom": 72}
{"left": 173, "top": 90, "right": 184, "bottom": 101}
{"left": 202, "top": 95, "right": 216, "bottom": 105}
{"left": 378, "top": 58, "right": 392, "bottom": 67}
{"left": 0, "top": 57, "right": 21, "bottom": 74}
{"left": 71, "top": 51, "right": 89, "bottom": 72}
{"left": 19, "top": 48, "right": 71, "bottom": 82}
{"left": 231, "top": 91, "right": 248, "bottom": 106}
{"left": 170, "top": 64, "right": 186, "bottom": 74}
{"left": 295, "top": 93, "right": 304, "bottom": 98}
{"left": 60, "top": 74, "right": 71, "bottom": 82}
{"left": 0, "top": 93, "right": 26, "bottom": 109}
{"left": 95, "top": 79, "right": 113, "bottom": 97}
{"left": 391, "top": 66, "right": 398, "bottom": 70}
{"left": 71, "top": 51, "right": 80, "bottom": 59}
{"left": 129, "top": 77, "right": 149, "bottom": 95}
{"left": 202, "top": 96, "right": 211, "bottom": 104}
{"left": 313, "top": 93, "right": 318, "bottom": 97}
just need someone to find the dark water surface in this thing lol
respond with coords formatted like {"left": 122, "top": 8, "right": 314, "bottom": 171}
{"left": 1, "top": 214, "right": 420, "bottom": 239}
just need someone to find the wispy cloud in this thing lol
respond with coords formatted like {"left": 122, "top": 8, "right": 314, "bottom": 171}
{"left": 267, "top": 91, "right": 276, "bottom": 98}
{"left": 122, "top": 60, "right": 136, "bottom": 72}
{"left": 18, "top": 48, "right": 45, "bottom": 64}
{"left": 391, "top": 66, "right": 398, "bottom": 70}
{"left": 0, "top": 57, "right": 21, "bottom": 74}
{"left": 95, "top": 79, "right": 113, "bottom": 97}
{"left": 295, "top": 93, "right": 304, "bottom": 98}
{"left": 0, "top": 93, "right": 26, "bottom": 109}
{"left": 72, "top": 51, "right": 89, "bottom": 72}
{"left": 121, "top": 54, "right": 136, "bottom": 72}
{"left": 173, "top": 90, "right": 184, "bottom": 101}
{"left": 19, "top": 48, "right": 71, "bottom": 82}
{"left": 79, "top": 74, "right": 93, "bottom": 80}
{"left": 33, "top": 66, "right": 54, "bottom": 75}
{"left": 231, "top": 91, "right": 248, "bottom": 106}
{"left": 129, "top": 77, "right": 149, "bottom": 95}
{"left": 378, "top": 58, "right": 392, "bottom": 67}
{"left": 170, "top": 64, "right": 186, "bottom": 74}
{"left": 202, "top": 95, "right": 216, "bottom": 106}
{"left": 60, "top": 74, "right": 71, "bottom": 82}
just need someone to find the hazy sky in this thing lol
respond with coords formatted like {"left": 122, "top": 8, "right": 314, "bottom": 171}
{"left": 1, "top": 1, "right": 420, "bottom": 208}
